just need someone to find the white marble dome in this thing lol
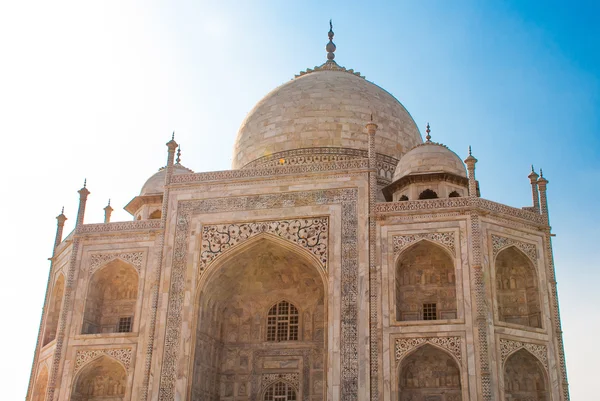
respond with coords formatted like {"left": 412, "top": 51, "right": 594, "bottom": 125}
{"left": 232, "top": 68, "right": 423, "bottom": 169}
{"left": 393, "top": 142, "right": 467, "bottom": 181}
{"left": 140, "top": 164, "right": 193, "bottom": 195}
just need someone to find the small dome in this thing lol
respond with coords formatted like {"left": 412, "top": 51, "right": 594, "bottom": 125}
{"left": 140, "top": 165, "right": 193, "bottom": 195}
{"left": 393, "top": 142, "right": 466, "bottom": 181}
{"left": 232, "top": 69, "right": 422, "bottom": 169}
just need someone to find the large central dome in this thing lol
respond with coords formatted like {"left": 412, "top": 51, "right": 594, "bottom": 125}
{"left": 232, "top": 25, "right": 422, "bottom": 169}
{"left": 232, "top": 67, "right": 422, "bottom": 169}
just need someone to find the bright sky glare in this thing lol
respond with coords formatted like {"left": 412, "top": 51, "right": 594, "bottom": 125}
{"left": 0, "top": 1, "right": 598, "bottom": 399}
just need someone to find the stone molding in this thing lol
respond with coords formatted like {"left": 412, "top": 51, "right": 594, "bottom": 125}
{"left": 491, "top": 234, "right": 537, "bottom": 262}
{"left": 77, "top": 220, "right": 162, "bottom": 234}
{"left": 74, "top": 348, "right": 133, "bottom": 373}
{"left": 395, "top": 336, "right": 462, "bottom": 363}
{"left": 261, "top": 373, "right": 300, "bottom": 391}
{"left": 89, "top": 251, "right": 144, "bottom": 273}
{"left": 200, "top": 218, "right": 328, "bottom": 273}
{"left": 295, "top": 60, "right": 365, "bottom": 79}
{"left": 499, "top": 339, "right": 548, "bottom": 369}
{"left": 159, "top": 188, "right": 359, "bottom": 401}
{"left": 393, "top": 232, "right": 456, "bottom": 256}
{"left": 169, "top": 160, "right": 369, "bottom": 184}
{"left": 375, "top": 197, "right": 545, "bottom": 225}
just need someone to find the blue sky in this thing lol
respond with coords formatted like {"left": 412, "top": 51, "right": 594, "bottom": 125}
{"left": 0, "top": 1, "right": 598, "bottom": 399}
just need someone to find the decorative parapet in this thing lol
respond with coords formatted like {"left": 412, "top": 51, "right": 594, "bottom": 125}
{"left": 395, "top": 337, "right": 462, "bottom": 362}
{"left": 74, "top": 348, "right": 133, "bottom": 373}
{"left": 77, "top": 220, "right": 162, "bottom": 234}
{"left": 499, "top": 339, "right": 548, "bottom": 369}
{"left": 491, "top": 234, "right": 537, "bottom": 262}
{"left": 375, "top": 197, "right": 546, "bottom": 225}
{"left": 200, "top": 218, "right": 328, "bottom": 273}
{"left": 393, "top": 232, "right": 456, "bottom": 255}
{"left": 170, "top": 160, "right": 369, "bottom": 184}
{"left": 89, "top": 251, "right": 144, "bottom": 273}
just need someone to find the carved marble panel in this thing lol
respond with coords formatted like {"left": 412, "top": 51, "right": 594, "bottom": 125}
{"left": 393, "top": 232, "right": 456, "bottom": 256}
{"left": 89, "top": 251, "right": 144, "bottom": 273}
{"left": 74, "top": 348, "right": 133, "bottom": 373}
{"left": 395, "top": 337, "right": 462, "bottom": 362}
{"left": 200, "top": 218, "right": 328, "bottom": 273}
{"left": 499, "top": 339, "right": 548, "bottom": 369}
{"left": 491, "top": 234, "right": 537, "bottom": 262}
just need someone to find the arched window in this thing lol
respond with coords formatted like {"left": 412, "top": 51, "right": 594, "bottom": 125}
{"left": 495, "top": 247, "right": 541, "bottom": 328}
{"left": 82, "top": 260, "right": 139, "bottom": 334}
{"left": 43, "top": 274, "right": 65, "bottom": 346}
{"left": 448, "top": 191, "right": 461, "bottom": 198}
{"left": 396, "top": 241, "right": 457, "bottom": 321}
{"left": 399, "top": 195, "right": 409, "bottom": 201}
{"left": 399, "top": 344, "right": 461, "bottom": 399}
{"left": 71, "top": 356, "right": 126, "bottom": 400}
{"left": 418, "top": 189, "right": 438, "bottom": 199}
{"left": 149, "top": 210, "right": 161, "bottom": 219}
{"left": 264, "top": 381, "right": 297, "bottom": 401}
{"left": 504, "top": 349, "right": 548, "bottom": 400}
{"left": 266, "top": 300, "right": 299, "bottom": 342}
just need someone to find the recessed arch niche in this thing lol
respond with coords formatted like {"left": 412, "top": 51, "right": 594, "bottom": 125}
{"left": 495, "top": 246, "right": 541, "bottom": 328}
{"left": 190, "top": 236, "right": 327, "bottom": 400}
{"left": 396, "top": 240, "right": 457, "bottom": 321}
{"left": 504, "top": 349, "right": 548, "bottom": 401}
{"left": 82, "top": 259, "right": 139, "bottom": 334}
{"left": 397, "top": 344, "right": 462, "bottom": 401}
{"left": 43, "top": 273, "right": 65, "bottom": 345}
{"left": 70, "top": 355, "right": 127, "bottom": 401}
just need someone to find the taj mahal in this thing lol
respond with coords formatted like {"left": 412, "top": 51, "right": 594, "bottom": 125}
{"left": 26, "top": 24, "right": 569, "bottom": 401}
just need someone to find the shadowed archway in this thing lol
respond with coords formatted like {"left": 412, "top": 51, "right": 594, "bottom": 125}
{"left": 191, "top": 237, "right": 326, "bottom": 401}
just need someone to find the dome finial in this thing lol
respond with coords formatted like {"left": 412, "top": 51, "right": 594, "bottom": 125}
{"left": 469, "top": 145, "right": 472, "bottom": 156}
{"left": 425, "top": 123, "right": 431, "bottom": 142}
{"left": 176, "top": 145, "right": 181, "bottom": 164}
{"left": 326, "top": 19, "right": 336, "bottom": 61}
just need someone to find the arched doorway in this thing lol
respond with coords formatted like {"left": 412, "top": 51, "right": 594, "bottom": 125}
{"left": 82, "top": 260, "right": 139, "bottom": 334}
{"left": 70, "top": 356, "right": 126, "bottom": 401}
{"left": 398, "top": 344, "right": 462, "bottom": 401}
{"left": 396, "top": 241, "right": 457, "bottom": 321}
{"left": 504, "top": 349, "right": 548, "bottom": 400}
{"left": 495, "top": 247, "right": 541, "bottom": 328}
{"left": 43, "top": 274, "right": 65, "bottom": 345}
{"left": 191, "top": 237, "right": 326, "bottom": 400}
{"left": 32, "top": 365, "right": 48, "bottom": 401}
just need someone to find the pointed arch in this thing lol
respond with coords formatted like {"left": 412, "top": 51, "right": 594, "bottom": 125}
{"left": 418, "top": 189, "right": 438, "bottom": 199}
{"left": 43, "top": 273, "right": 65, "bottom": 346}
{"left": 397, "top": 344, "right": 461, "bottom": 399}
{"left": 149, "top": 209, "right": 161, "bottom": 219}
{"left": 71, "top": 355, "right": 127, "bottom": 400}
{"left": 495, "top": 246, "right": 541, "bottom": 328}
{"left": 32, "top": 364, "right": 48, "bottom": 401}
{"left": 191, "top": 235, "right": 327, "bottom": 400}
{"left": 82, "top": 259, "right": 139, "bottom": 334}
{"left": 504, "top": 348, "right": 549, "bottom": 400}
{"left": 395, "top": 240, "right": 457, "bottom": 321}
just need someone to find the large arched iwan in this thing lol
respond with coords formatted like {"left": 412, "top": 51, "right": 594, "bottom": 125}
{"left": 190, "top": 236, "right": 327, "bottom": 400}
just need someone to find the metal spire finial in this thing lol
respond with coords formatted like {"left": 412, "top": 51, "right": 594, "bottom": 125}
{"left": 61, "top": 206, "right": 64, "bottom": 214}
{"left": 425, "top": 123, "right": 431, "bottom": 142}
{"left": 83, "top": 178, "right": 87, "bottom": 188}
{"left": 531, "top": 164, "right": 535, "bottom": 172}
{"left": 172, "top": 131, "right": 175, "bottom": 140}
{"left": 326, "top": 20, "right": 336, "bottom": 61}
{"left": 108, "top": 198, "right": 111, "bottom": 206}
{"left": 176, "top": 145, "right": 181, "bottom": 164}
{"left": 469, "top": 145, "right": 472, "bottom": 156}
{"left": 540, "top": 168, "right": 544, "bottom": 178}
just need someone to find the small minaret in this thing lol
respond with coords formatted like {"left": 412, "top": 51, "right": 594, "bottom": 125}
{"left": 464, "top": 146, "right": 478, "bottom": 197}
{"left": 528, "top": 165, "right": 540, "bottom": 212}
{"left": 537, "top": 169, "right": 550, "bottom": 223}
{"left": 53, "top": 207, "right": 67, "bottom": 253}
{"left": 76, "top": 179, "right": 90, "bottom": 227}
{"left": 104, "top": 199, "right": 113, "bottom": 223}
